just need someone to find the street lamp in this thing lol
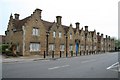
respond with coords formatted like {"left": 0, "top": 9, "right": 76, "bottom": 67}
{"left": 92, "top": 34, "right": 94, "bottom": 54}
{"left": 65, "top": 34, "right": 68, "bottom": 57}
{"left": 46, "top": 31, "right": 50, "bottom": 56}
{"left": 84, "top": 26, "right": 88, "bottom": 55}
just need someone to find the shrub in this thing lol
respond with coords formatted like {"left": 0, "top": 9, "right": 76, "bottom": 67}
{"left": 0, "top": 44, "right": 12, "bottom": 55}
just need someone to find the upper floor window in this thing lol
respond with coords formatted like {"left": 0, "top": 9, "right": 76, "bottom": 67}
{"left": 81, "top": 34, "right": 84, "bottom": 40}
{"left": 32, "top": 27, "right": 39, "bottom": 36}
{"left": 70, "top": 33, "right": 72, "bottom": 39}
{"left": 53, "top": 31, "right": 56, "bottom": 38}
{"left": 59, "top": 32, "right": 62, "bottom": 38}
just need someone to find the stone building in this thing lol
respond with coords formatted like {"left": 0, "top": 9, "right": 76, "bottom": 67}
{"left": 5, "top": 8, "right": 115, "bottom": 56}
{"left": 0, "top": 35, "right": 5, "bottom": 44}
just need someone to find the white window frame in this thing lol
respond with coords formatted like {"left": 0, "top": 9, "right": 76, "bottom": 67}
{"left": 53, "top": 31, "right": 56, "bottom": 38}
{"left": 94, "top": 46, "right": 96, "bottom": 50}
{"left": 49, "top": 44, "right": 55, "bottom": 51}
{"left": 32, "top": 27, "right": 39, "bottom": 36}
{"left": 90, "top": 46, "right": 92, "bottom": 50}
{"left": 16, "top": 45, "right": 20, "bottom": 52}
{"left": 60, "top": 44, "right": 65, "bottom": 51}
{"left": 59, "top": 32, "right": 62, "bottom": 38}
{"left": 30, "top": 43, "right": 40, "bottom": 52}
{"left": 86, "top": 46, "right": 88, "bottom": 50}
{"left": 81, "top": 45, "right": 84, "bottom": 50}
{"left": 69, "top": 44, "right": 73, "bottom": 51}
{"left": 70, "top": 33, "right": 72, "bottom": 39}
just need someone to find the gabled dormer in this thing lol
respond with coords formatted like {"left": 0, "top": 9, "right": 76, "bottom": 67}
{"left": 67, "top": 24, "right": 74, "bottom": 40}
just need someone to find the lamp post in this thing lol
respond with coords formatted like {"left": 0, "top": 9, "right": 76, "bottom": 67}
{"left": 46, "top": 31, "right": 50, "bottom": 56}
{"left": 85, "top": 31, "right": 87, "bottom": 55}
{"left": 92, "top": 34, "right": 93, "bottom": 54}
{"left": 84, "top": 26, "right": 88, "bottom": 55}
{"left": 65, "top": 34, "right": 68, "bottom": 57}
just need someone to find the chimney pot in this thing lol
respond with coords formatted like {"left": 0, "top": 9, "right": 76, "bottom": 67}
{"left": 106, "top": 35, "right": 108, "bottom": 38}
{"left": 14, "top": 13, "right": 19, "bottom": 20}
{"left": 56, "top": 16, "right": 62, "bottom": 25}
{"left": 75, "top": 22, "right": 80, "bottom": 29}
{"left": 101, "top": 33, "right": 103, "bottom": 37}
{"left": 84, "top": 26, "right": 88, "bottom": 31}
{"left": 97, "top": 32, "right": 100, "bottom": 35}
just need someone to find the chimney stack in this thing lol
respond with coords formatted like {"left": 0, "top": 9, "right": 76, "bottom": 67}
{"left": 106, "top": 35, "right": 108, "bottom": 38}
{"left": 84, "top": 26, "right": 88, "bottom": 31}
{"left": 109, "top": 36, "right": 110, "bottom": 40}
{"left": 97, "top": 32, "right": 100, "bottom": 35}
{"left": 34, "top": 8, "right": 42, "bottom": 18}
{"left": 101, "top": 33, "right": 103, "bottom": 37}
{"left": 14, "top": 13, "right": 19, "bottom": 20}
{"left": 75, "top": 22, "right": 80, "bottom": 29}
{"left": 70, "top": 23, "right": 72, "bottom": 27}
{"left": 56, "top": 16, "right": 62, "bottom": 25}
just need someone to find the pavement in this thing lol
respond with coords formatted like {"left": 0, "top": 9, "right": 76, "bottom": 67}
{"left": 1, "top": 53, "right": 87, "bottom": 63}
{"left": 2, "top": 55, "right": 60, "bottom": 63}
{"left": 2, "top": 52, "right": 119, "bottom": 78}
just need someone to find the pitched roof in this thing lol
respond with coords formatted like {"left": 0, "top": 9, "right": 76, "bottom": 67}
{"left": 90, "top": 31, "right": 95, "bottom": 36}
{"left": 12, "top": 13, "right": 83, "bottom": 34}
{"left": 62, "top": 25, "right": 69, "bottom": 33}
{"left": 13, "top": 16, "right": 30, "bottom": 30}
{"left": 41, "top": 20, "right": 54, "bottom": 30}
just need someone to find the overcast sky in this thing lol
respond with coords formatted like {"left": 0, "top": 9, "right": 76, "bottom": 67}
{"left": 0, "top": 0, "right": 119, "bottom": 39}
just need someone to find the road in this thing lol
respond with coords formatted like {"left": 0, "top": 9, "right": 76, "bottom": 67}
{"left": 2, "top": 52, "right": 119, "bottom": 78}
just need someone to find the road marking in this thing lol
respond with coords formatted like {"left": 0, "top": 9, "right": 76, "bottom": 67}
{"left": 48, "top": 65, "right": 70, "bottom": 70}
{"left": 81, "top": 59, "right": 96, "bottom": 63}
{"left": 107, "top": 62, "right": 119, "bottom": 70}
{"left": 106, "top": 62, "right": 120, "bottom": 72}
{"left": 110, "top": 52, "right": 118, "bottom": 54}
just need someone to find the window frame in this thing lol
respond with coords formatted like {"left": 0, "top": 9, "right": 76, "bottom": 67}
{"left": 70, "top": 33, "right": 72, "bottom": 39}
{"left": 30, "top": 42, "right": 40, "bottom": 52}
{"left": 32, "top": 27, "right": 39, "bottom": 36}
{"left": 59, "top": 32, "right": 62, "bottom": 38}
{"left": 69, "top": 44, "right": 73, "bottom": 51}
{"left": 60, "top": 44, "right": 65, "bottom": 51}
{"left": 53, "top": 31, "right": 56, "bottom": 38}
{"left": 49, "top": 44, "right": 55, "bottom": 51}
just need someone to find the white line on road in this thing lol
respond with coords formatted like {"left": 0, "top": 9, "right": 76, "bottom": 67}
{"left": 48, "top": 65, "right": 70, "bottom": 70}
{"left": 110, "top": 52, "right": 118, "bottom": 54}
{"left": 107, "top": 62, "right": 119, "bottom": 70}
{"left": 81, "top": 59, "right": 96, "bottom": 63}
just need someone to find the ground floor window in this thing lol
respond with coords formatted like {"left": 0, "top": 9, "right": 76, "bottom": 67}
{"left": 16, "top": 44, "right": 20, "bottom": 52}
{"left": 81, "top": 45, "right": 84, "bottom": 50}
{"left": 69, "top": 44, "right": 73, "bottom": 51}
{"left": 49, "top": 44, "right": 54, "bottom": 51}
{"left": 90, "top": 46, "right": 92, "bottom": 50}
{"left": 60, "top": 44, "right": 65, "bottom": 51}
{"left": 86, "top": 45, "right": 88, "bottom": 50}
{"left": 101, "top": 47, "right": 103, "bottom": 50}
{"left": 94, "top": 46, "right": 96, "bottom": 50}
{"left": 30, "top": 42, "right": 40, "bottom": 51}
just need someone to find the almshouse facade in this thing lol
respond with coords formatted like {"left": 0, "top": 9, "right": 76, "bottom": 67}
{"left": 5, "top": 9, "right": 115, "bottom": 56}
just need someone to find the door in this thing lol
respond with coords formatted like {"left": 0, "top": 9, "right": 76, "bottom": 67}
{"left": 76, "top": 43, "right": 79, "bottom": 54}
